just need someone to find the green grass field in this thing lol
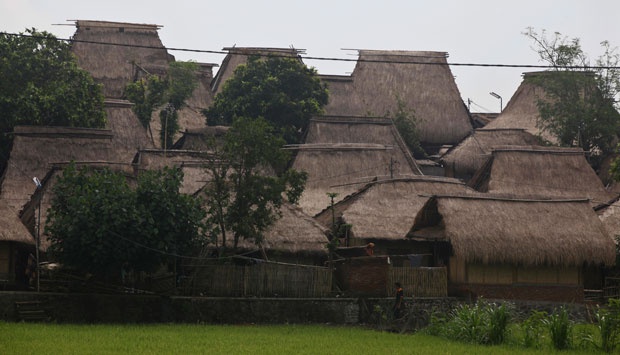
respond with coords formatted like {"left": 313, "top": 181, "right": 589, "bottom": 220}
{"left": 0, "top": 322, "right": 606, "bottom": 355}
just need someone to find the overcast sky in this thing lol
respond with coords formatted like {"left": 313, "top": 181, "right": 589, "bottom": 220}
{"left": 2, "top": 0, "right": 619, "bottom": 112}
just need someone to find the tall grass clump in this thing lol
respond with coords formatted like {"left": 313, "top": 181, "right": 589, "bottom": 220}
{"left": 591, "top": 298, "right": 620, "bottom": 353}
{"left": 432, "top": 300, "right": 512, "bottom": 345}
{"left": 545, "top": 306, "right": 573, "bottom": 350}
{"left": 520, "top": 310, "right": 547, "bottom": 348}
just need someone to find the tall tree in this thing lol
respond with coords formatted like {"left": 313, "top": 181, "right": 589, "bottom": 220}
{"left": 125, "top": 61, "right": 198, "bottom": 149}
{"left": 0, "top": 29, "right": 106, "bottom": 171}
{"left": 204, "top": 55, "right": 329, "bottom": 144}
{"left": 202, "top": 117, "right": 307, "bottom": 253}
{"left": 46, "top": 163, "right": 205, "bottom": 279}
{"left": 524, "top": 28, "right": 620, "bottom": 168}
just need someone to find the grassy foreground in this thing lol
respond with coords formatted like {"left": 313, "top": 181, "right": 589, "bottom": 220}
{"left": 0, "top": 322, "right": 602, "bottom": 355}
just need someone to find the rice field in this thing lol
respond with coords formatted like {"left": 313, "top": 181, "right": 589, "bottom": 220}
{"left": 0, "top": 322, "right": 603, "bottom": 355}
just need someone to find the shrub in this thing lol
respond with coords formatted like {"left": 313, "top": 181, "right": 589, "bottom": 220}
{"left": 545, "top": 306, "right": 573, "bottom": 350}
{"left": 520, "top": 310, "right": 547, "bottom": 348}
{"left": 594, "top": 298, "right": 620, "bottom": 353}
{"left": 439, "top": 300, "right": 512, "bottom": 345}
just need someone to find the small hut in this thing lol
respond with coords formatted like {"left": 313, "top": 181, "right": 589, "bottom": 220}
{"left": 410, "top": 194, "right": 615, "bottom": 302}
{"left": 441, "top": 129, "right": 543, "bottom": 181}
{"left": 321, "top": 50, "right": 472, "bottom": 153}
{"left": 468, "top": 146, "right": 616, "bottom": 207}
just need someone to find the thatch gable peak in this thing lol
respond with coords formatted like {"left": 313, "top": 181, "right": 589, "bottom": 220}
{"left": 74, "top": 20, "right": 162, "bottom": 31}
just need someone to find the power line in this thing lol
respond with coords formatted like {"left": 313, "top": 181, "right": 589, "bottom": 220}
{"left": 4, "top": 31, "right": 620, "bottom": 70}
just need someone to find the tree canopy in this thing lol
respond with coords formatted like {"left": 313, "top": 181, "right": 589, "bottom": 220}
{"left": 0, "top": 29, "right": 106, "bottom": 171}
{"left": 125, "top": 61, "right": 198, "bottom": 149}
{"left": 46, "top": 163, "right": 205, "bottom": 279}
{"left": 524, "top": 28, "right": 620, "bottom": 167}
{"left": 202, "top": 116, "right": 307, "bottom": 253}
{"left": 204, "top": 55, "right": 328, "bottom": 144}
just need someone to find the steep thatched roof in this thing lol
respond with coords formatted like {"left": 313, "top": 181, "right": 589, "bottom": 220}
{"left": 132, "top": 149, "right": 210, "bottom": 195}
{"left": 290, "top": 116, "right": 422, "bottom": 216}
{"left": 0, "top": 202, "right": 34, "bottom": 245}
{"left": 0, "top": 126, "right": 114, "bottom": 212}
{"left": 441, "top": 129, "right": 542, "bottom": 179}
{"left": 320, "top": 50, "right": 472, "bottom": 146}
{"left": 209, "top": 202, "right": 329, "bottom": 256}
{"left": 483, "top": 72, "right": 556, "bottom": 143}
{"left": 211, "top": 47, "right": 304, "bottom": 96}
{"left": 104, "top": 99, "right": 154, "bottom": 160}
{"left": 468, "top": 146, "right": 616, "bottom": 206}
{"left": 314, "top": 177, "right": 475, "bottom": 241}
{"left": 411, "top": 194, "right": 615, "bottom": 266}
{"left": 71, "top": 20, "right": 173, "bottom": 99}
{"left": 172, "top": 126, "right": 229, "bottom": 151}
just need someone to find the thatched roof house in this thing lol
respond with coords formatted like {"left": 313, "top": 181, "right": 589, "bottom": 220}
{"left": 441, "top": 129, "right": 542, "bottom": 180}
{"left": 411, "top": 194, "right": 615, "bottom": 267}
{"left": 211, "top": 47, "right": 303, "bottom": 96}
{"left": 320, "top": 50, "right": 472, "bottom": 150}
{"left": 209, "top": 202, "right": 329, "bottom": 264}
{"left": 0, "top": 202, "right": 34, "bottom": 288}
{"left": 315, "top": 177, "right": 474, "bottom": 245}
{"left": 0, "top": 203, "right": 34, "bottom": 246}
{"left": 468, "top": 146, "right": 616, "bottom": 207}
{"left": 290, "top": 116, "right": 422, "bottom": 215}
{"left": 483, "top": 72, "right": 556, "bottom": 143}
{"left": 410, "top": 194, "right": 615, "bottom": 302}
{"left": 71, "top": 20, "right": 173, "bottom": 99}
{"left": 104, "top": 99, "right": 154, "bottom": 159}
{"left": 0, "top": 126, "right": 114, "bottom": 212}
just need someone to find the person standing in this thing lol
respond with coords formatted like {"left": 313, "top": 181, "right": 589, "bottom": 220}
{"left": 393, "top": 282, "right": 404, "bottom": 319}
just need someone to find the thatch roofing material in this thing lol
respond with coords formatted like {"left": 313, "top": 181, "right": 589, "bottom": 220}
{"left": 211, "top": 47, "right": 303, "bottom": 96}
{"left": 468, "top": 146, "right": 615, "bottom": 206}
{"left": 104, "top": 99, "right": 154, "bottom": 160}
{"left": 0, "top": 126, "right": 114, "bottom": 211}
{"left": 321, "top": 50, "right": 472, "bottom": 145}
{"left": 315, "top": 177, "right": 474, "bottom": 240}
{"left": 441, "top": 129, "right": 542, "bottom": 179}
{"left": 0, "top": 202, "right": 34, "bottom": 245}
{"left": 71, "top": 20, "right": 173, "bottom": 99}
{"left": 483, "top": 72, "right": 556, "bottom": 143}
{"left": 411, "top": 195, "right": 615, "bottom": 267}
{"left": 133, "top": 149, "right": 210, "bottom": 195}
{"left": 216, "top": 203, "right": 329, "bottom": 255}
{"left": 291, "top": 116, "right": 422, "bottom": 215}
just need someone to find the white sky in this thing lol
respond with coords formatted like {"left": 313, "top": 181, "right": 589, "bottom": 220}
{"left": 1, "top": 0, "right": 619, "bottom": 112}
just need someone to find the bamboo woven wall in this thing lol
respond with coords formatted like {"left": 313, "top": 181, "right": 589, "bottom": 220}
{"left": 184, "top": 263, "right": 332, "bottom": 298}
{"left": 388, "top": 267, "right": 447, "bottom": 298}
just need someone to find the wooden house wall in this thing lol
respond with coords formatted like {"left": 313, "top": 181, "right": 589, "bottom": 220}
{"left": 0, "top": 243, "right": 10, "bottom": 277}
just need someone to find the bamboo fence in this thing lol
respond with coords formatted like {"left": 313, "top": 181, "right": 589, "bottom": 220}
{"left": 183, "top": 262, "right": 332, "bottom": 297}
{"left": 388, "top": 266, "right": 447, "bottom": 297}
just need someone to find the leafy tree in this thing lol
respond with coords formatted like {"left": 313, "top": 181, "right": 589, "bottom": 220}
{"left": 125, "top": 61, "right": 198, "bottom": 148}
{"left": 202, "top": 116, "right": 307, "bottom": 253}
{"left": 46, "top": 163, "right": 205, "bottom": 279}
{"left": 204, "top": 55, "right": 329, "bottom": 143}
{"left": 389, "top": 96, "right": 426, "bottom": 158}
{"left": 0, "top": 29, "right": 106, "bottom": 171}
{"left": 524, "top": 28, "right": 620, "bottom": 168}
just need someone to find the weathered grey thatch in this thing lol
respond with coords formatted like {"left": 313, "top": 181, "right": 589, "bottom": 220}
{"left": 315, "top": 177, "right": 475, "bottom": 241}
{"left": 172, "top": 126, "right": 229, "bottom": 151}
{"left": 0, "top": 202, "right": 34, "bottom": 245}
{"left": 483, "top": 72, "right": 556, "bottom": 143}
{"left": 71, "top": 20, "right": 173, "bottom": 99}
{"left": 133, "top": 149, "right": 210, "bottom": 195}
{"left": 468, "top": 146, "right": 616, "bottom": 206}
{"left": 0, "top": 126, "right": 115, "bottom": 212}
{"left": 104, "top": 99, "right": 154, "bottom": 160}
{"left": 442, "top": 129, "right": 542, "bottom": 179}
{"left": 291, "top": 116, "right": 422, "bottom": 215}
{"left": 411, "top": 194, "right": 615, "bottom": 266}
{"left": 321, "top": 50, "right": 472, "bottom": 146}
{"left": 213, "top": 203, "right": 329, "bottom": 256}
{"left": 211, "top": 47, "right": 304, "bottom": 96}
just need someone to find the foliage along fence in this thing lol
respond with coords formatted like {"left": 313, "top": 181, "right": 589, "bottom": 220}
{"left": 388, "top": 267, "right": 447, "bottom": 298}
{"left": 182, "top": 262, "right": 332, "bottom": 298}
